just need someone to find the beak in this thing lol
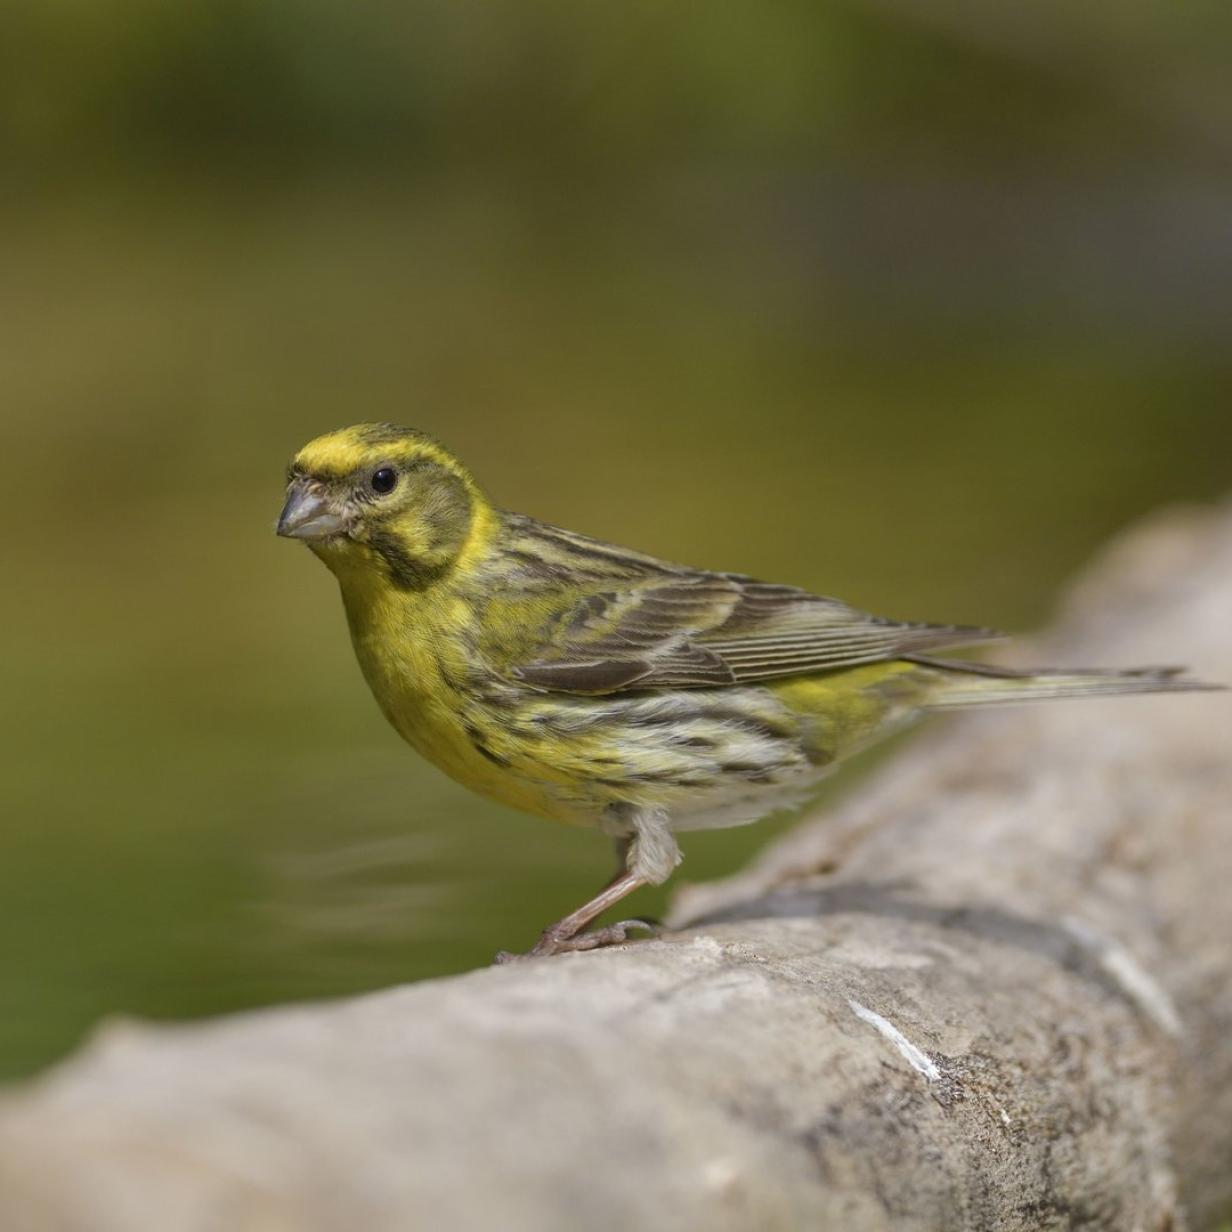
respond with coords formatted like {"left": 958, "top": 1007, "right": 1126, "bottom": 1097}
{"left": 276, "top": 480, "right": 350, "bottom": 541}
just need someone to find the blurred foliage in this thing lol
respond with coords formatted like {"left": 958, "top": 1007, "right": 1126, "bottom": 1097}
{"left": 1, "top": 1, "right": 1230, "bottom": 1079}
{"left": 5, "top": 0, "right": 1231, "bottom": 175}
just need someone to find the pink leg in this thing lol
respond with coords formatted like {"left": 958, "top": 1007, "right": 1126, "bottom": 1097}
{"left": 494, "top": 869, "right": 656, "bottom": 963}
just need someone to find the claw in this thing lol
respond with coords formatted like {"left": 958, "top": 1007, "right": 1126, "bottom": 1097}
{"left": 545, "top": 918, "right": 658, "bottom": 954}
{"left": 492, "top": 917, "right": 660, "bottom": 964}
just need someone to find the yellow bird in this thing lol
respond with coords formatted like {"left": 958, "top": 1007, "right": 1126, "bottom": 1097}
{"left": 277, "top": 423, "right": 1213, "bottom": 959}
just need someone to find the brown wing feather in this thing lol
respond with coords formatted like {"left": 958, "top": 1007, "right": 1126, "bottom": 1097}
{"left": 502, "top": 522, "right": 999, "bottom": 695}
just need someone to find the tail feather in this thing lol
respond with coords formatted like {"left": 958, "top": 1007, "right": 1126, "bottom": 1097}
{"left": 906, "top": 654, "right": 1224, "bottom": 709}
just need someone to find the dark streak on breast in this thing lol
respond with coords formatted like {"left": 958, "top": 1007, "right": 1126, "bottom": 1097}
{"left": 464, "top": 721, "right": 510, "bottom": 768}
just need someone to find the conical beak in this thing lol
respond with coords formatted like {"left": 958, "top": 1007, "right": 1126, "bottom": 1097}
{"left": 276, "top": 481, "right": 349, "bottom": 541}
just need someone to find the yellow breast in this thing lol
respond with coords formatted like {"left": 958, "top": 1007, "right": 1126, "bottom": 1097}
{"left": 337, "top": 571, "right": 595, "bottom": 825}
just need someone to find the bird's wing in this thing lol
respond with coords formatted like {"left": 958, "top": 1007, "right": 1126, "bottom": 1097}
{"left": 501, "top": 530, "right": 998, "bottom": 695}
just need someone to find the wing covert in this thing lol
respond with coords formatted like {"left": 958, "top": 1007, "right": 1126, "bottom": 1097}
{"left": 505, "top": 558, "right": 998, "bottom": 696}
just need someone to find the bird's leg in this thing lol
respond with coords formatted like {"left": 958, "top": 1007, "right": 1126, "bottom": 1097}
{"left": 494, "top": 813, "right": 677, "bottom": 963}
{"left": 539, "top": 869, "right": 654, "bottom": 955}
{"left": 493, "top": 867, "right": 654, "bottom": 963}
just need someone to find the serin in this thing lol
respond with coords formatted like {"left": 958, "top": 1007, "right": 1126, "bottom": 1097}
{"left": 277, "top": 423, "right": 1214, "bottom": 959}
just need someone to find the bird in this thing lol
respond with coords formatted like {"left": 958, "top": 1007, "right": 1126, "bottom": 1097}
{"left": 276, "top": 423, "right": 1216, "bottom": 960}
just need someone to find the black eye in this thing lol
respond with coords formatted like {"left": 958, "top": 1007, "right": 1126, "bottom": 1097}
{"left": 370, "top": 467, "right": 397, "bottom": 494}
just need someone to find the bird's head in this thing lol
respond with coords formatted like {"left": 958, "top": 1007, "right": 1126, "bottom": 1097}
{"left": 277, "top": 424, "right": 489, "bottom": 588}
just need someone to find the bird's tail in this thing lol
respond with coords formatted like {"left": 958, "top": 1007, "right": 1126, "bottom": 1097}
{"left": 908, "top": 654, "right": 1224, "bottom": 709}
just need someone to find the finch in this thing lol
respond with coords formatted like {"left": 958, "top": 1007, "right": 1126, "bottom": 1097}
{"left": 277, "top": 423, "right": 1215, "bottom": 959}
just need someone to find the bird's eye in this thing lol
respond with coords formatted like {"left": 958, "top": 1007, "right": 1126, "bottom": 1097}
{"left": 370, "top": 467, "right": 397, "bottom": 494}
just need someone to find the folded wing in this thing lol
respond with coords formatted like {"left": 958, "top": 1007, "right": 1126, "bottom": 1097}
{"left": 509, "top": 566, "right": 998, "bottom": 696}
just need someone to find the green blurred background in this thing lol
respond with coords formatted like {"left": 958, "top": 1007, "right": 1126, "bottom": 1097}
{"left": 2, "top": 1, "right": 1230, "bottom": 1080}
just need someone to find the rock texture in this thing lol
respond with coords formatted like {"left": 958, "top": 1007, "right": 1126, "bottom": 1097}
{"left": 2, "top": 501, "right": 1230, "bottom": 1232}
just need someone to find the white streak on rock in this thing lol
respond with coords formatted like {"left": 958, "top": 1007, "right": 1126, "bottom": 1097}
{"left": 847, "top": 999, "right": 940, "bottom": 1082}
{"left": 1063, "top": 918, "right": 1183, "bottom": 1037}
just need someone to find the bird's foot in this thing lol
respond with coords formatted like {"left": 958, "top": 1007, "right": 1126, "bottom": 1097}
{"left": 493, "top": 918, "right": 659, "bottom": 964}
